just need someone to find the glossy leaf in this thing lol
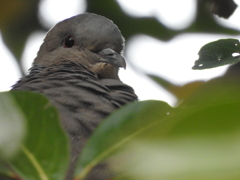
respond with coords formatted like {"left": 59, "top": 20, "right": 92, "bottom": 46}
{"left": 2, "top": 91, "right": 69, "bottom": 180}
{"left": 112, "top": 79, "right": 240, "bottom": 180}
{"left": 193, "top": 39, "right": 240, "bottom": 69}
{"left": 75, "top": 100, "right": 172, "bottom": 179}
{"left": 75, "top": 78, "right": 240, "bottom": 180}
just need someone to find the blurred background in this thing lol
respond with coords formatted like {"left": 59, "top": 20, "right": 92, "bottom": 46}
{"left": 1, "top": 0, "right": 240, "bottom": 106}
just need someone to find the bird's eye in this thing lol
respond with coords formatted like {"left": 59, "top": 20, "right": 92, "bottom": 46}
{"left": 63, "top": 35, "right": 75, "bottom": 48}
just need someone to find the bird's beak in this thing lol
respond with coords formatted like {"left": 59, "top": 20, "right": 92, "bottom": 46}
{"left": 97, "top": 48, "right": 126, "bottom": 69}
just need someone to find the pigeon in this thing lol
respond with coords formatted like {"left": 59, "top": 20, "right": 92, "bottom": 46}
{"left": 12, "top": 13, "right": 138, "bottom": 180}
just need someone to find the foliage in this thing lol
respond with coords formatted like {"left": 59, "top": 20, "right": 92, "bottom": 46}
{"left": 0, "top": 0, "right": 239, "bottom": 75}
{"left": 0, "top": 92, "right": 69, "bottom": 180}
{"left": 1, "top": 0, "right": 240, "bottom": 180}
{"left": 80, "top": 79, "right": 240, "bottom": 180}
{"left": 2, "top": 74, "right": 240, "bottom": 179}
{"left": 193, "top": 39, "right": 240, "bottom": 69}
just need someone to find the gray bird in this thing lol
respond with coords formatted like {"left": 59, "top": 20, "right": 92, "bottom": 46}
{"left": 12, "top": 13, "right": 137, "bottom": 180}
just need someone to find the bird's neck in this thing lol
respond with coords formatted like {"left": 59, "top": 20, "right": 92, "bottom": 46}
{"left": 30, "top": 60, "right": 120, "bottom": 81}
{"left": 92, "top": 63, "right": 120, "bottom": 80}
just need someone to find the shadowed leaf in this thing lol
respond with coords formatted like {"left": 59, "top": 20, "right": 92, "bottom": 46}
{"left": 0, "top": 0, "right": 44, "bottom": 75}
{"left": 210, "top": 0, "right": 238, "bottom": 18}
{"left": 193, "top": 39, "right": 240, "bottom": 69}
{"left": 0, "top": 91, "right": 69, "bottom": 180}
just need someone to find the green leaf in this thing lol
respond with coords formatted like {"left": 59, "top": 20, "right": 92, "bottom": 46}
{"left": 75, "top": 100, "right": 172, "bottom": 179}
{"left": 112, "top": 80, "right": 240, "bottom": 180}
{"left": 0, "top": 162, "right": 12, "bottom": 178}
{"left": 0, "top": 93, "right": 26, "bottom": 160}
{"left": 0, "top": 91, "right": 69, "bottom": 180}
{"left": 0, "top": 92, "right": 27, "bottom": 178}
{"left": 192, "top": 39, "right": 240, "bottom": 69}
{"left": 74, "top": 78, "right": 240, "bottom": 180}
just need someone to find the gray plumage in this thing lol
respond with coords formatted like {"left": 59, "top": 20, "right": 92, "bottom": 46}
{"left": 12, "top": 13, "right": 137, "bottom": 180}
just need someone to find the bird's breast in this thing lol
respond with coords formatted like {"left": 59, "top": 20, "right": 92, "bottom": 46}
{"left": 12, "top": 62, "right": 137, "bottom": 137}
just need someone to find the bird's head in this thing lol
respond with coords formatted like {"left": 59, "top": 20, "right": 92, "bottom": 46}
{"left": 34, "top": 13, "right": 126, "bottom": 79}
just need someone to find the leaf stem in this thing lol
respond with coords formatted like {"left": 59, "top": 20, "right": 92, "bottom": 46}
{"left": 20, "top": 145, "right": 48, "bottom": 180}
